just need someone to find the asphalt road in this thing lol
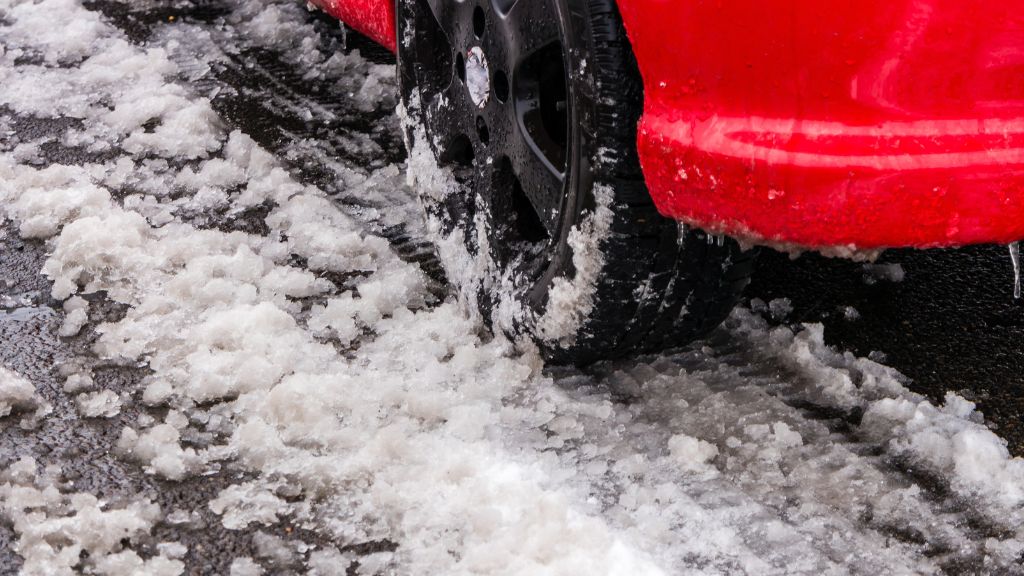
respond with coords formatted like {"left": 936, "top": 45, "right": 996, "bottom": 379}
{"left": 0, "top": 223, "right": 272, "bottom": 574}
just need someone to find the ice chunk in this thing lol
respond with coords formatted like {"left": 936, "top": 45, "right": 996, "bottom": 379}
{"left": 667, "top": 434, "right": 719, "bottom": 473}
{"left": 209, "top": 482, "right": 291, "bottom": 529}
{"left": 64, "top": 371, "right": 95, "bottom": 393}
{"left": 768, "top": 298, "right": 793, "bottom": 320}
{"left": 116, "top": 424, "right": 202, "bottom": 480}
{"left": 862, "top": 262, "right": 905, "bottom": 284}
{"left": 230, "top": 557, "right": 263, "bottom": 576}
{"left": 0, "top": 366, "right": 39, "bottom": 418}
{"left": 76, "top": 390, "right": 122, "bottom": 418}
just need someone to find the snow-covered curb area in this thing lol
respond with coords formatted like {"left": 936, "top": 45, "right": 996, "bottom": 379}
{"left": 2, "top": 0, "right": 1024, "bottom": 574}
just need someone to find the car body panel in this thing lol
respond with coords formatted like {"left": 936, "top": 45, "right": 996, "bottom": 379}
{"left": 618, "top": 0, "right": 1024, "bottom": 250}
{"left": 309, "top": 0, "right": 396, "bottom": 51}
{"left": 319, "top": 0, "right": 1024, "bottom": 250}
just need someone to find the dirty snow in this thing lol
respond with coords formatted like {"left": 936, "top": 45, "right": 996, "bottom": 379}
{"left": 0, "top": 457, "right": 184, "bottom": 576}
{"left": 1, "top": 0, "right": 1023, "bottom": 574}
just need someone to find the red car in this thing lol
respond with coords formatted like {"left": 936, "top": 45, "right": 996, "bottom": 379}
{"left": 311, "top": 0, "right": 1024, "bottom": 363}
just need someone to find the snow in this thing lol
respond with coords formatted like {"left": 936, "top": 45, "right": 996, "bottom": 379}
{"left": 0, "top": 457, "right": 184, "bottom": 576}
{"left": 209, "top": 482, "right": 292, "bottom": 530}
{"left": 3, "top": 0, "right": 107, "bottom": 65}
{"left": 401, "top": 94, "right": 620, "bottom": 349}
{"left": 863, "top": 262, "right": 906, "bottom": 284}
{"left": 535, "top": 184, "right": 616, "bottom": 346}
{"left": 2, "top": 0, "right": 1024, "bottom": 573}
{"left": 76, "top": 389, "right": 122, "bottom": 418}
{"left": 229, "top": 557, "right": 263, "bottom": 576}
{"left": 862, "top": 391, "right": 1024, "bottom": 509}
{"left": 116, "top": 423, "right": 203, "bottom": 481}
{"left": 666, "top": 434, "right": 720, "bottom": 473}
{"left": 466, "top": 46, "right": 491, "bottom": 108}
{"left": 252, "top": 531, "right": 305, "bottom": 568}
{"left": 59, "top": 295, "right": 89, "bottom": 337}
{"left": 0, "top": 365, "right": 39, "bottom": 418}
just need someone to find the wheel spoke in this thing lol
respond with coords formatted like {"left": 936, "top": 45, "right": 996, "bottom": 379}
{"left": 424, "top": 81, "right": 481, "bottom": 166}
{"left": 498, "top": 0, "right": 562, "bottom": 56}
{"left": 424, "top": 0, "right": 477, "bottom": 46}
{"left": 408, "top": 0, "right": 568, "bottom": 254}
{"left": 506, "top": 125, "right": 565, "bottom": 237}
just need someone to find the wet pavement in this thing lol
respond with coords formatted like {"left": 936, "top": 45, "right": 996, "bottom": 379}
{"left": 748, "top": 246, "right": 1024, "bottom": 456}
{"left": 0, "top": 223, "right": 288, "bottom": 575}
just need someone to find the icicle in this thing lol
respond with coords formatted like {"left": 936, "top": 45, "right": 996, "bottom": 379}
{"left": 677, "top": 222, "right": 689, "bottom": 247}
{"left": 1011, "top": 241, "right": 1021, "bottom": 299}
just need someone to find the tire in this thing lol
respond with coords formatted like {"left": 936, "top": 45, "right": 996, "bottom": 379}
{"left": 396, "top": 0, "right": 755, "bottom": 365}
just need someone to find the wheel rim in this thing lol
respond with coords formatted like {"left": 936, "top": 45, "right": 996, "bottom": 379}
{"left": 404, "top": 0, "right": 571, "bottom": 274}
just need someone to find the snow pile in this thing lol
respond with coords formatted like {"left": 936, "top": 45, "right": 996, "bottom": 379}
{"left": 735, "top": 310, "right": 1024, "bottom": 534}
{"left": 746, "top": 309, "right": 1024, "bottom": 476}
{"left": 0, "top": 14, "right": 221, "bottom": 160}
{"left": 0, "top": 457, "right": 184, "bottom": 576}
{"left": 864, "top": 392, "right": 1024, "bottom": 508}
{"left": 1, "top": 0, "right": 107, "bottom": 65}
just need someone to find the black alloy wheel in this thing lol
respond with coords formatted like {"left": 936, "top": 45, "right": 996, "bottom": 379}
{"left": 397, "top": 0, "right": 756, "bottom": 365}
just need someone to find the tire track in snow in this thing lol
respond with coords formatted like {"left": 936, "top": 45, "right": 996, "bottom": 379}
{"left": 519, "top": 320, "right": 1024, "bottom": 574}
{"left": 82, "top": 0, "right": 449, "bottom": 303}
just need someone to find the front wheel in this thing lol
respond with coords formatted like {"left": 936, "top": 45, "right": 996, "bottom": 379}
{"left": 397, "top": 0, "right": 755, "bottom": 365}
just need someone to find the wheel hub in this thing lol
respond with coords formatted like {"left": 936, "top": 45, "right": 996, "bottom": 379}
{"left": 402, "top": 0, "right": 571, "bottom": 269}
{"left": 465, "top": 46, "right": 490, "bottom": 109}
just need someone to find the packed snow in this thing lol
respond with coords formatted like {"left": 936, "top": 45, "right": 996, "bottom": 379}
{"left": 1, "top": 0, "right": 1024, "bottom": 574}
